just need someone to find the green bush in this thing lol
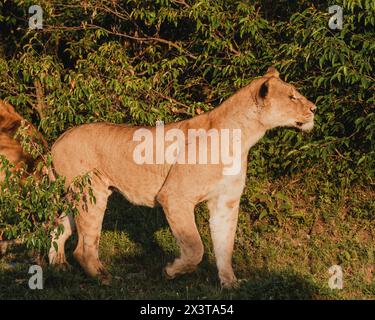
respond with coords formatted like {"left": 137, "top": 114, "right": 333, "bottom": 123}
{"left": 0, "top": 0, "right": 373, "bottom": 250}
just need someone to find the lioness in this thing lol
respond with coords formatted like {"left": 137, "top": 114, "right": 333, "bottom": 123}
{"left": 0, "top": 99, "right": 48, "bottom": 251}
{"left": 49, "top": 67, "right": 316, "bottom": 288}
{"left": 0, "top": 100, "right": 47, "bottom": 181}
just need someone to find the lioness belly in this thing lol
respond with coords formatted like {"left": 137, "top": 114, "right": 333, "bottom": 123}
{"left": 51, "top": 123, "right": 170, "bottom": 207}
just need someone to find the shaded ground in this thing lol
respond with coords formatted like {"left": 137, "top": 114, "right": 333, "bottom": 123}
{"left": 0, "top": 172, "right": 374, "bottom": 300}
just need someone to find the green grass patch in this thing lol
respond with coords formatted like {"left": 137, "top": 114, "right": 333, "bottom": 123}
{"left": 0, "top": 171, "right": 373, "bottom": 300}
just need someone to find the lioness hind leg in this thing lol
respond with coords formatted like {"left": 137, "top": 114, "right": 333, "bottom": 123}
{"left": 207, "top": 196, "right": 240, "bottom": 289}
{"left": 157, "top": 193, "right": 204, "bottom": 279}
{"left": 73, "top": 174, "right": 112, "bottom": 282}
{"left": 48, "top": 213, "right": 75, "bottom": 268}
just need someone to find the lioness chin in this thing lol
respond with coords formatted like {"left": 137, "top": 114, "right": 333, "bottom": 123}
{"left": 49, "top": 67, "right": 316, "bottom": 288}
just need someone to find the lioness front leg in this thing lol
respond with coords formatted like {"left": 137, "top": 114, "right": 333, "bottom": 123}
{"left": 157, "top": 192, "right": 204, "bottom": 279}
{"left": 207, "top": 196, "right": 240, "bottom": 288}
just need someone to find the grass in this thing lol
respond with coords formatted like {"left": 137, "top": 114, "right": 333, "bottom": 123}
{"left": 0, "top": 167, "right": 374, "bottom": 300}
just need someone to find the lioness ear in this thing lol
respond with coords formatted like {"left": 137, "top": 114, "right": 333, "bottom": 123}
{"left": 256, "top": 80, "right": 269, "bottom": 107}
{"left": 259, "top": 80, "right": 268, "bottom": 99}
{"left": 265, "top": 66, "right": 280, "bottom": 78}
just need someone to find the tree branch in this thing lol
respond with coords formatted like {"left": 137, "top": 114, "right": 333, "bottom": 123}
{"left": 33, "top": 79, "right": 47, "bottom": 119}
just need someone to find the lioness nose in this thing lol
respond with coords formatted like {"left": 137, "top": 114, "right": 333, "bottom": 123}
{"left": 310, "top": 105, "right": 317, "bottom": 114}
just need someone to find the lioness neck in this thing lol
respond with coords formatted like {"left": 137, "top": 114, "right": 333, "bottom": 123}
{"left": 208, "top": 82, "right": 267, "bottom": 152}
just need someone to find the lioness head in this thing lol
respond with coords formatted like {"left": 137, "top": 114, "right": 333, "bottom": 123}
{"left": 0, "top": 100, "right": 48, "bottom": 181}
{"left": 254, "top": 67, "right": 316, "bottom": 131}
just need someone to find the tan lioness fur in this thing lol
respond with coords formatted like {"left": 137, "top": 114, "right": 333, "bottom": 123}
{"left": 0, "top": 100, "right": 47, "bottom": 181}
{"left": 49, "top": 67, "right": 316, "bottom": 288}
{"left": 0, "top": 100, "right": 48, "bottom": 250}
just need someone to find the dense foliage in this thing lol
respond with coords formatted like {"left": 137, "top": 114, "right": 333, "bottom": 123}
{"left": 0, "top": 0, "right": 374, "bottom": 252}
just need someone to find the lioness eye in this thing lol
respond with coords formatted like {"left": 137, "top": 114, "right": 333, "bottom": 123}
{"left": 290, "top": 95, "right": 297, "bottom": 100}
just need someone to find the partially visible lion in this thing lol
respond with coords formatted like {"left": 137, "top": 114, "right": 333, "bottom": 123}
{"left": 0, "top": 99, "right": 48, "bottom": 181}
{"left": 49, "top": 67, "right": 317, "bottom": 288}
{"left": 0, "top": 99, "right": 48, "bottom": 249}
